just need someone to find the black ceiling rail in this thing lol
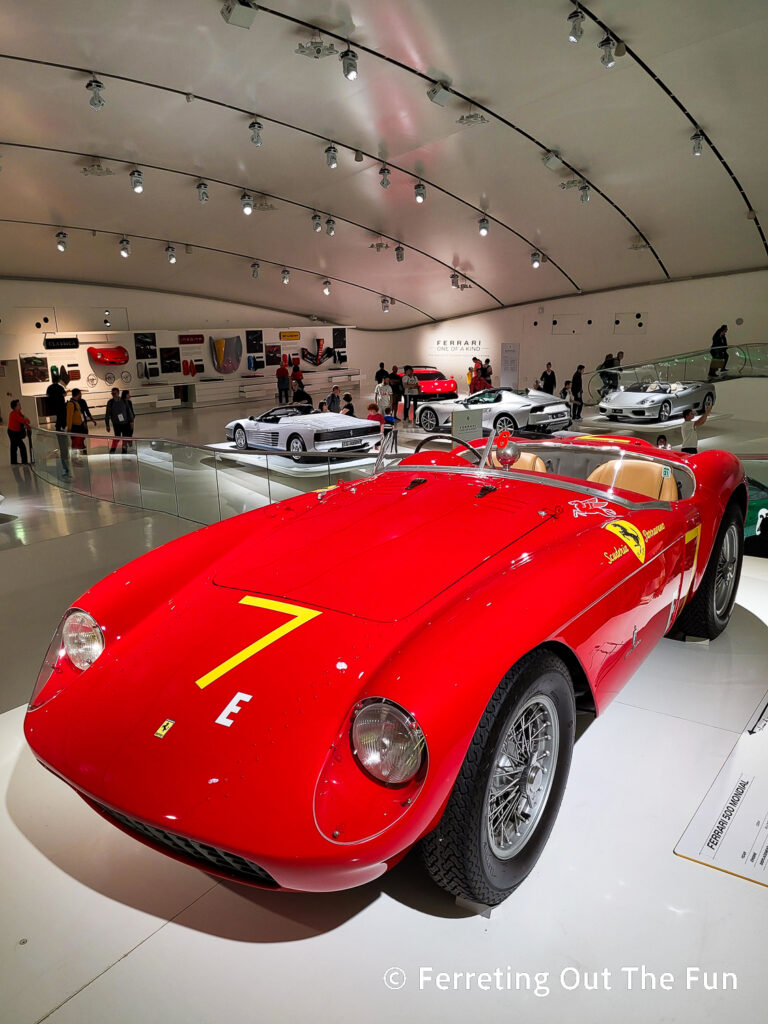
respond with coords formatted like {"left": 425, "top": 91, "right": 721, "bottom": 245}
{"left": 575, "top": 2, "right": 768, "bottom": 259}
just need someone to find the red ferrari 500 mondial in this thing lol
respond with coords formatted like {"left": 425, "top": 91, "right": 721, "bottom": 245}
{"left": 25, "top": 433, "right": 745, "bottom": 906}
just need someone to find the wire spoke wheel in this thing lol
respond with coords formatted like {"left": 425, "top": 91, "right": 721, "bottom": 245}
{"left": 714, "top": 523, "right": 739, "bottom": 618}
{"left": 485, "top": 695, "right": 559, "bottom": 859}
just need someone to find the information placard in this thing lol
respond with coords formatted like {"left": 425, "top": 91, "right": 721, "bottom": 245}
{"left": 451, "top": 409, "right": 484, "bottom": 443}
{"left": 675, "top": 694, "right": 768, "bottom": 887}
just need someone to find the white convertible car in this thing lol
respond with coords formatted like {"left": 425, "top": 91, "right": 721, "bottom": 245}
{"left": 417, "top": 388, "right": 571, "bottom": 433}
{"left": 599, "top": 380, "right": 715, "bottom": 422}
{"left": 225, "top": 406, "right": 382, "bottom": 457}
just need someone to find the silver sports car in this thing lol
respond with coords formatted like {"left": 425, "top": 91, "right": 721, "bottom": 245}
{"left": 225, "top": 406, "right": 382, "bottom": 457}
{"left": 417, "top": 388, "right": 571, "bottom": 433}
{"left": 599, "top": 380, "right": 715, "bottom": 422}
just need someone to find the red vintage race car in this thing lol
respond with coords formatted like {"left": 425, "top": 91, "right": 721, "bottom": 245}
{"left": 25, "top": 433, "right": 745, "bottom": 907}
{"left": 411, "top": 365, "right": 458, "bottom": 399}
{"left": 87, "top": 345, "right": 130, "bottom": 366}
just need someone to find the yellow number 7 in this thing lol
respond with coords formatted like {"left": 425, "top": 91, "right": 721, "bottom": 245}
{"left": 195, "top": 596, "right": 321, "bottom": 690}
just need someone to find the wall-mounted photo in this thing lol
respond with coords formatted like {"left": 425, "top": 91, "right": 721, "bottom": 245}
{"left": 265, "top": 344, "right": 282, "bottom": 366}
{"left": 20, "top": 354, "right": 50, "bottom": 384}
{"left": 245, "top": 329, "right": 264, "bottom": 355}
{"left": 134, "top": 332, "right": 158, "bottom": 360}
{"left": 160, "top": 347, "right": 182, "bottom": 374}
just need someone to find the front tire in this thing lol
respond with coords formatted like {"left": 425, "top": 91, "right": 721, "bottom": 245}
{"left": 421, "top": 651, "right": 575, "bottom": 906}
{"left": 234, "top": 426, "right": 248, "bottom": 450}
{"left": 703, "top": 392, "right": 715, "bottom": 412}
{"left": 287, "top": 434, "right": 307, "bottom": 462}
{"left": 675, "top": 503, "right": 744, "bottom": 640}
{"left": 658, "top": 400, "right": 672, "bottom": 422}
{"left": 419, "top": 408, "right": 439, "bottom": 432}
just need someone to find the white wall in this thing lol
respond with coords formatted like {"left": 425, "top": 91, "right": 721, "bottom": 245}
{"left": 346, "top": 269, "right": 768, "bottom": 389}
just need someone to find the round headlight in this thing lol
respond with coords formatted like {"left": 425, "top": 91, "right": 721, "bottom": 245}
{"left": 62, "top": 610, "right": 104, "bottom": 671}
{"left": 351, "top": 700, "right": 426, "bottom": 785}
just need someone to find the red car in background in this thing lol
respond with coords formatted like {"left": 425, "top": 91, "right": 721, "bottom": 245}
{"left": 411, "top": 365, "right": 458, "bottom": 400}
{"left": 25, "top": 433, "right": 745, "bottom": 907}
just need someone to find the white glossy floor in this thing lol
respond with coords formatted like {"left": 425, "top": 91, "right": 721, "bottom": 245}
{"left": 1, "top": 383, "right": 767, "bottom": 1023}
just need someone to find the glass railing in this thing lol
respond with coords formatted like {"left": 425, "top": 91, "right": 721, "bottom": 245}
{"left": 586, "top": 342, "right": 768, "bottom": 403}
{"left": 28, "top": 427, "right": 381, "bottom": 526}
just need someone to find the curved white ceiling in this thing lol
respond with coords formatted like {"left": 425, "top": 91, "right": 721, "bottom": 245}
{"left": 0, "top": 0, "right": 766, "bottom": 328}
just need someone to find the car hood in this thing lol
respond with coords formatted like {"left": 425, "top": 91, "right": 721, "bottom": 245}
{"left": 212, "top": 470, "right": 559, "bottom": 622}
{"left": 604, "top": 390, "right": 664, "bottom": 407}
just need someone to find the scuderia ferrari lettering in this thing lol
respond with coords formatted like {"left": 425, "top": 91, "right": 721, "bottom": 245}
{"left": 602, "top": 520, "right": 665, "bottom": 565}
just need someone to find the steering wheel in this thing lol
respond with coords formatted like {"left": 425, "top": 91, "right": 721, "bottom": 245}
{"left": 413, "top": 434, "right": 483, "bottom": 464}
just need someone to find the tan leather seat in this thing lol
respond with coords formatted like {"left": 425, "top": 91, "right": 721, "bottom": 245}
{"left": 488, "top": 451, "right": 546, "bottom": 473}
{"left": 587, "top": 459, "right": 677, "bottom": 501}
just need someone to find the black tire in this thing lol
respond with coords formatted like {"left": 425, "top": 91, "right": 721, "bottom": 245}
{"left": 421, "top": 651, "right": 575, "bottom": 906}
{"left": 675, "top": 502, "right": 744, "bottom": 640}
{"left": 233, "top": 426, "right": 248, "bottom": 451}
{"left": 287, "top": 434, "right": 307, "bottom": 462}
{"left": 703, "top": 392, "right": 715, "bottom": 412}
{"left": 419, "top": 408, "right": 439, "bottom": 432}
{"left": 658, "top": 400, "right": 672, "bottom": 422}
{"left": 494, "top": 413, "right": 518, "bottom": 432}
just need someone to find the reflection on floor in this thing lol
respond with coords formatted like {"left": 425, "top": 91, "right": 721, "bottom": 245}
{"left": 2, "top": 384, "right": 768, "bottom": 1022}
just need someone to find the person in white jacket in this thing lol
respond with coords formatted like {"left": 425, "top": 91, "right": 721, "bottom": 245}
{"left": 374, "top": 377, "right": 393, "bottom": 414}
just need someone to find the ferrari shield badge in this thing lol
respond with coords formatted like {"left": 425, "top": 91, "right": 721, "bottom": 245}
{"left": 603, "top": 519, "right": 647, "bottom": 564}
{"left": 154, "top": 719, "right": 175, "bottom": 738}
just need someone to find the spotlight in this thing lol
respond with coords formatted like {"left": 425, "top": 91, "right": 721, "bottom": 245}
{"left": 250, "top": 261, "right": 260, "bottom": 278}
{"left": 395, "top": 244, "right": 404, "bottom": 263}
{"left": 311, "top": 213, "right": 322, "bottom": 232}
{"left": 56, "top": 231, "right": 68, "bottom": 252}
{"left": 598, "top": 36, "right": 616, "bottom": 68}
{"left": 531, "top": 251, "right": 541, "bottom": 269}
{"left": 119, "top": 237, "right": 131, "bottom": 258}
{"left": 567, "top": 9, "right": 584, "bottom": 43}
{"left": 450, "top": 271, "right": 459, "bottom": 289}
{"left": 165, "top": 244, "right": 177, "bottom": 264}
{"left": 579, "top": 182, "right": 591, "bottom": 203}
{"left": 325, "top": 217, "right": 335, "bottom": 236}
{"left": 104, "top": 318, "right": 111, "bottom": 327}
{"left": 130, "top": 169, "right": 144, "bottom": 193}
{"left": 325, "top": 143, "right": 338, "bottom": 169}
{"left": 381, "top": 296, "right": 390, "bottom": 313}
{"left": 354, "top": 150, "right": 364, "bottom": 162}
{"left": 281, "top": 268, "right": 290, "bottom": 285}
{"left": 323, "top": 279, "right": 331, "bottom": 295}
{"left": 340, "top": 48, "right": 358, "bottom": 81}
{"left": 379, "top": 166, "right": 391, "bottom": 189}
{"left": 478, "top": 216, "right": 489, "bottom": 236}
{"left": 197, "top": 181, "right": 209, "bottom": 202}
{"left": 691, "top": 130, "right": 704, "bottom": 157}
{"left": 295, "top": 37, "right": 338, "bottom": 59}
{"left": 414, "top": 181, "right": 426, "bottom": 203}
{"left": 249, "top": 119, "right": 263, "bottom": 146}
{"left": 241, "top": 191, "right": 254, "bottom": 215}
{"left": 85, "top": 76, "right": 105, "bottom": 110}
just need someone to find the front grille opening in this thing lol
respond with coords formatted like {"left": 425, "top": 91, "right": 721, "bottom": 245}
{"left": 101, "top": 805, "right": 278, "bottom": 887}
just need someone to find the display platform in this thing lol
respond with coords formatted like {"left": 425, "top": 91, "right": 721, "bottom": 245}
{"left": 206, "top": 441, "right": 376, "bottom": 475}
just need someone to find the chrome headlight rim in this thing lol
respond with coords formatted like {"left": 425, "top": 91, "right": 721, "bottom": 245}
{"left": 350, "top": 697, "right": 427, "bottom": 788}
{"left": 61, "top": 607, "right": 105, "bottom": 672}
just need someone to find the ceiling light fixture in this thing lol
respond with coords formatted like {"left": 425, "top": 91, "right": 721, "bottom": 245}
{"left": 104, "top": 317, "right": 111, "bottom": 327}
{"left": 478, "top": 216, "right": 489, "bottom": 236}
{"left": 322, "top": 280, "right": 331, "bottom": 295}
{"left": 85, "top": 76, "right": 105, "bottom": 110}
{"left": 691, "top": 129, "right": 704, "bottom": 157}
{"left": 395, "top": 244, "right": 404, "bottom": 263}
{"left": 129, "top": 169, "right": 144, "bottom": 193}
{"left": 381, "top": 296, "right": 390, "bottom": 313}
{"left": 197, "top": 181, "right": 209, "bottom": 202}
{"left": 325, "top": 217, "right": 335, "bottom": 236}
{"left": 542, "top": 150, "right": 564, "bottom": 171}
{"left": 311, "top": 212, "right": 322, "bottom": 232}
{"left": 531, "top": 251, "right": 542, "bottom": 269}
{"left": 165, "top": 244, "right": 177, "bottom": 264}
{"left": 249, "top": 119, "right": 263, "bottom": 146}
{"left": 450, "top": 271, "right": 460, "bottom": 289}
{"left": 325, "top": 143, "right": 338, "bottom": 169}
{"left": 414, "top": 181, "right": 426, "bottom": 203}
{"left": 250, "top": 261, "right": 260, "bottom": 278}
{"left": 56, "top": 231, "right": 68, "bottom": 252}
{"left": 220, "top": 1, "right": 259, "bottom": 29}
{"left": 354, "top": 150, "right": 364, "bottom": 162}
{"left": 567, "top": 9, "right": 584, "bottom": 43}
{"left": 281, "top": 268, "right": 290, "bottom": 285}
{"left": 598, "top": 36, "right": 616, "bottom": 68}
{"left": 579, "top": 182, "right": 591, "bottom": 203}
{"left": 119, "top": 237, "right": 131, "bottom": 258}
{"left": 379, "top": 166, "right": 391, "bottom": 189}
{"left": 241, "top": 191, "right": 254, "bottom": 215}
{"left": 456, "top": 109, "right": 490, "bottom": 127}
{"left": 340, "top": 48, "right": 358, "bottom": 81}
{"left": 426, "top": 81, "right": 452, "bottom": 106}
{"left": 296, "top": 37, "right": 338, "bottom": 60}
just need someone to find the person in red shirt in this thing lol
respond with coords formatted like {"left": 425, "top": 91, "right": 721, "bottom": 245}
{"left": 470, "top": 368, "right": 490, "bottom": 393}
{"left": 7, "top": 399, "right": 31, "bottom": 464}
{"left": 366, "top": 402, "right": 385, "bottom": 426}
{"left": 275, "top": 363, "right": 290, "bottom": 403}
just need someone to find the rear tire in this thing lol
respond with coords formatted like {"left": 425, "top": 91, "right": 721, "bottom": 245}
{"left": 675, "top": 503, "right": 744, "bottom": 640}
{"left": 421, "top": 651, "right": 575, "bottom": 906}
{"left": 494, "top": 414, "right": 518, "bottom": 432}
